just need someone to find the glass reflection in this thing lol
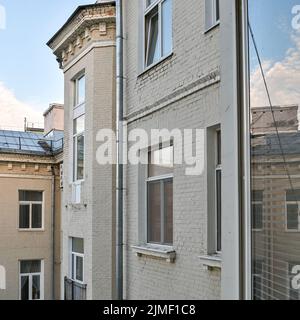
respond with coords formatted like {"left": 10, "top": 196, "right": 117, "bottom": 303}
{"left": 249, "top": 0, "right": 300, "bottom": 300}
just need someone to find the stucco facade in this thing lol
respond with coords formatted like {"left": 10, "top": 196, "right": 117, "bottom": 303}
{"left": 0, "top": 150, "right": 62, "bottom": 300}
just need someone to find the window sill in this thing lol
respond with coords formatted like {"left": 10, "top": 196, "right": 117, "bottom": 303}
{"left": 138, "top": 52, "right": 174, "bottom": 78}
{"left": 204, "top": 22, "right": 220, "bottom": 34}
{"left": 132, "top": 244, "right": 176, "bottom": 263}
{"left": 199, "top": 254, "right": 222, "bottom": 270}
{"left": 18, "top": 229, "right": 45, "bottom": 232}
{"left": 285, "top": 229, "right": 300, "bottom": 233}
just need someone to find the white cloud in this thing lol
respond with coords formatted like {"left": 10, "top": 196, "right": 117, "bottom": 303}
{"left": 0, "top": 82, "right": 43, "bottom": 131}
{"left": 250, "top": 31, "right": 300, "bottom": 108}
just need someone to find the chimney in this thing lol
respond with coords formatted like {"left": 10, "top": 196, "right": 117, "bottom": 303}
{"left": 43, "top": 103, "right": 64, "bottom": 136}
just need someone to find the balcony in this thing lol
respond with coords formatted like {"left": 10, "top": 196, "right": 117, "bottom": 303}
{"left": 64, "top": 277, "right": 87, "bottom": 300}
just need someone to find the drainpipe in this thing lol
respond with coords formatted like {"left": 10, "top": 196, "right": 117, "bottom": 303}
{"left": 51, "top": 166, "right": 56, "bottom": 300}
{"left": 116, "top": 0, "right": 124, "bottom": 301}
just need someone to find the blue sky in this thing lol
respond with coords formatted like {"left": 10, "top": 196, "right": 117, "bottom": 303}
{"left": 0, "top": 0, "right": 94, "bottom": 128}
{"left": 249, "top": 0, "right": 298, "bottom": 66}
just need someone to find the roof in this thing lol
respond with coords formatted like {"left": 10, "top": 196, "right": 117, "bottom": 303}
{"left": 46, "top": 1, "right": 115, "bottom": 47}
{"left": 252, "top": 132, "right": 300, "bottom": 156}
{"left": 43, "top": 103, "right": 64, "bottom": 117}
{"left": 0, "top": 130, "right": 63, "bottom": 156}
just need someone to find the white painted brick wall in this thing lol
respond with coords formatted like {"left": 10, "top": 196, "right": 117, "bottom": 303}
{"left": 124, "top": 0, "right": 221, "bottom": 299}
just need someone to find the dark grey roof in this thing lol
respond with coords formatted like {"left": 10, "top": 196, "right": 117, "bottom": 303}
{"left": 0, "top": 130, "right": 63, "bottom": 156}
{"left": 252, "top": 132, "right": 300, "bottom": 156}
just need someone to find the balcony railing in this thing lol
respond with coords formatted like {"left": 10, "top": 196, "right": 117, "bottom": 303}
{"left": 64, "top": 277, "right": 87, "bottom": 300}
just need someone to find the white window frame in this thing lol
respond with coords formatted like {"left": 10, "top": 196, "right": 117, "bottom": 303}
{"left": 72, "top": 73, "right": 86, "bottom": 185}
{"left": 252, "top": 191, "right": 264, "bottom": 232}
{"left": 19, "top": 260, "right": 44, "bottom": 300}
{"left": 146, "top": 143, "right": 174, "bottom": 246}
{"left": 18, "top": 192, "right": 44, "bottom": 231}
{"left": 215, "top": 129, "right": 222, "bottom": 254}
{"left": 74, "top": 74, "right": 86, "bottom": 110}
{"left": 285, "top": 196, "right": 300, "bottom": 233}
{"left": 143, "top": 0, "right": 173, "bottom": 70}
{"left": 73, "top": 117, "right": 85, "bottom": 183}
{"left": 205, "top": 0, "right": 220, "bottom": 33}
{"left": 70, "top": 239, "right": 84, "bottom": 284}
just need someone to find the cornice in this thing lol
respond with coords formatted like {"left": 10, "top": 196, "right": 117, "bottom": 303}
{"left": 48, "top": 4, "right": 116, "bottom": 68}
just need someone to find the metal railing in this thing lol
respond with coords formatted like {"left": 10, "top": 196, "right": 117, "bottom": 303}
{"left": 64, "top": 277, "right": 87, "bottom": 300}
{"left": 0, "top": 133, "right": 63, "bottom": 154}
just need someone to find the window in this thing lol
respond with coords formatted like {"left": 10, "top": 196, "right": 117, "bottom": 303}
{"left": 144, "top": 0, "right": 172, "bottom": 68}
{"left": 19, "top": 191, "right": 43, "bottom": 230}
{"left": 71, "top": 238, "right": 84, "bottom": 283}
{"left": 286, "top": 190, "right": 300, "bottom": 231}
{"left": 207, "top": 126, "right": 222, "bottom": 255}
{"left": 19, "top": 260, "right": 43, "bottom": 300}
{"left": 252, "top": 191, "right": 263, "bottom": 231}
{"left": 74, "top": 75, "right": 85, "bottom": 108}
{"left": 147, "top": 144, "right": 173, "bottom": 245}
{"left": 73, "top": 114, "right": 85, "bottom": 182}
{"left": 73, "top": 74, "right": 85, "bottom": 183}
{"left": 205, "top": 0, "right": 220, "bottom": 31}
{"left": 288, "top": 262, "right": 300, "bottom": 300}
{"left": 252, "top": 260, "right": 264, "bottom": 300}
{"left": 215, "top": 130, "right": 222, "bottom": 253}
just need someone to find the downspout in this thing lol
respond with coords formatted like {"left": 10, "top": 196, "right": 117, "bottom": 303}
{"left": 116, "top": 0, "right": 124, "bottom": 300}
{"left": 51, "top": 166, "right": 56, "bottom": 300}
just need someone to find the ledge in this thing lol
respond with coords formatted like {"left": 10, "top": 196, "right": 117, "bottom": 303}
{"left": 199, "top": 254, "right": 222, "bottom": 270}
{"left": 204, "top": 22, "right": 220, "bottom": 35}
{"left": 132, "top": 245, "right": 176, "bottom": 263}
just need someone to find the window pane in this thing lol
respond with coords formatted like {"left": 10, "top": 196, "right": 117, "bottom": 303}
{"left": 252, "top": 190, "right": 263, "bottom": 202}
{"left": 76, "top": 135, "right": 84, "bottom": 181}
{"left": 164, "top": 179, "right": 173, "bottom": 244}
{"left": 162, "top": 0, "right": 172, "bottom": 56}
{"left": 215, "top": 0, "right": 220, "bottom": 21}
{"left": 216, "top": 170, "right": 222, "bottom": 251}
{"left": 20, "top": 276, "right": 29, "bottom": 300}
{"left": 32, "top": 204, "right": 42, "bottom": 229}
{"left": 20, "top": 260, "right": 41, "bottom": 274}
{"left": 252, "top": 203, "right": 263, "bottom": 230}
{"left": 71, "top": 254, "right": 75, "bottom": 279}
{"left": 74, "top": 115, "right": 85, "bottom": 135}
{"left": 146, "top": 8, "right": 160, "bottom": 66}
{"left": 146, "top": 0, "right": 156, "bottom": 8}
{"left": 148, "top": 181, "right": 161, "bottom": 243}
{"left": 19, "top": 205, "right": 30, "bottom": 229}
{"left": 72, "top": 238, "right": 84, "bottom": 254}
{"left": 287, "top": 204, "right": 298, "bottom": 230}
{"left": 216, "top": 130, "right": 221, "bottom": 166}
{"left": 76, "top": 256, "right": 83, "bottom": 282}
{"left": 19, "top": 191, "right": 43, "bottom": 202}
{"left": 286, "top": 189, "right": 300, "bottom": 202}
{"left": 149, "top": 145, "right": 174, "bottom": 177}
{"left": 32, "top": 275, "right": 40, "bottom": 300}
{"left": 77, "top": 76, "right": 85, "bottom": 106}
